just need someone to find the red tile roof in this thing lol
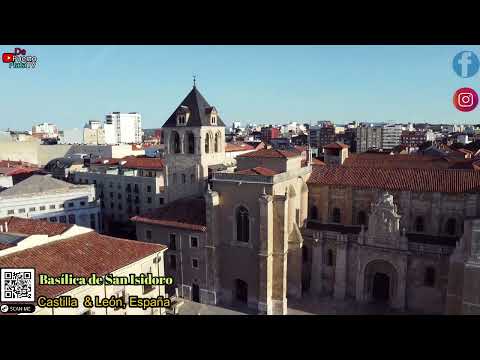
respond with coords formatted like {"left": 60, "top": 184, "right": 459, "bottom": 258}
{"left": 225, "top": 142, "right": 255, "bottom": 152}
{"left": 235, "top": 167, "right": 278, "bottom": 176}
{"left": 122, "top": 157, "right": 165, "bottom": 170}
{"left": 343, "top": 153, "right": 479, "bottom": 170}
{"left": 324, "top": 142, "right": 349, "bottom": 150}
{"left": 0, "top": 167, "right": 40, "bottom": 177}
{"left": 308, "top": 166, "right": 480, "bottom": 193}
{"left": 0, "top": 217, "right": 73, "bottom": 237}
{"left": 0, "top": 232, "right": 166, "bottom": 300}
{"left": 131, "top": 197, "right": 206, "bottom": 232}
{"left": 236, "top": 148, "right": 300, "bottom": 159}
{"left": 92, "top": 158, "right": 123, "bottom": 166}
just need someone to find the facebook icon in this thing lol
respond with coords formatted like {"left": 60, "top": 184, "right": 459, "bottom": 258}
{"left": 453, "top": 51, "right": 479, "bottom": 78}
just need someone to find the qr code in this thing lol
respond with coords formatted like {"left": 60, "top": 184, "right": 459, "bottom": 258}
{"left": 1, "top": 268, "right": 35, "bottom": 302}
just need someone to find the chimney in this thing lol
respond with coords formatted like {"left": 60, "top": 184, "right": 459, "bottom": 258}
{"left": 4, "top": 221, "right": 8, "bottom": 233}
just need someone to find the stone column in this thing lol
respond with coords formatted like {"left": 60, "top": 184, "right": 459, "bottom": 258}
{"left": 204, "top": 190, "right": 220, "bottom": 305}
{"left": 258, "top": 192, "right": 274, "bottom": 314}
{"left": 392, "top": 258, "right": 407, "bottom": 311}
{"left": 334, "top": 234, "right": 348, "bottom": 300}
{"left": 272, "top": 194, "right": 289, "bottom": 315}
{"left": 311, "top": 232, "right": 324, "bottom": 295}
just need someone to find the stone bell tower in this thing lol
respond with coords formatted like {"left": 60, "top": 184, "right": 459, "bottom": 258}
{"left": 161, "top": 84, "right": 226, "bottom": 202}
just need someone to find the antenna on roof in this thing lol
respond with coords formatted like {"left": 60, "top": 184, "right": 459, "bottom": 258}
{"left": 193, "top": 74, "right": 196, "bottom": 88}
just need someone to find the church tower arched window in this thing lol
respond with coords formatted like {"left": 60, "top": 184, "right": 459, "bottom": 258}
{"left": 236, "top": 206, "right": 249, "bottom": 243}
{"left": 187, "top": 132, "right": 195, "bottom": 154}
{"left": 414, "top": 216, "right": 424, "bottom": 233}
{"left": 171, "top": 132, "right": 181, "bottom": 154}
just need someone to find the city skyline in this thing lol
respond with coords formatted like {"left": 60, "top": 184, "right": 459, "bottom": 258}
{"left": 1, "top": 45, "right": 480, "bottom": 131}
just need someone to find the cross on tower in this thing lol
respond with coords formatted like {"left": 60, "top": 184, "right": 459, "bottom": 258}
{"left": 193, "top": 74, "right": 196, "bottom": 88}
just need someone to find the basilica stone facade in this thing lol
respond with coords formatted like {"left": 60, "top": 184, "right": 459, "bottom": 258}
{"left": 133, "top": 86, "right": 480, "bottom": 315}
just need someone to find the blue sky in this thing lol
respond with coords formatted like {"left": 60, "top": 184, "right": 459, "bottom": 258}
{"left": 0, "top": 45, "right": 479, "bottom": 130}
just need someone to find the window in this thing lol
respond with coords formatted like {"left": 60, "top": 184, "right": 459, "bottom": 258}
{"left": 109, "top": 182, "right": 113, "bottom": 188}
{"left": 90, "top": 213, "right": 96, "bottom": 229}
{"left": 134, "top": 184, "right": 139, "bottom": 193}
{"left": 148, "top": 171, "right": 153, "bottom": 177}
{"left": 68, "top": 203, "right": 74, "bottom": 208}
{"left": 7, "top": 210, "right": 14, "bottom": 215}
{"left": 80, "top": 201, "right": 86, "bottom": 206}
{"left": 332, "top": 208, "right": 341, "bottom": 223}
{"left": 190, "top": 174, "right": 195, "bottom": 183}
{"left": 49, "top": 217, "right": 57, "bottom": 222}
{"left": 117, "top": 193, "right": 122, "bottom": 200}
{"left": 68, "top": 214, "right": 76, "bottom": 224}
{"left": 424, "top": 267, "right": 435, "bottom": 287}
{"left": 147, "top": 197, "right": 152, "bottom": 204}
{"left": 110, "top": 203, "right": 114, "bottom": 209}
{"left": 169, "top": 255, "right": 177, "bottom": 270}
{"left": 39, "top": 206, "right": 46, "bottom": 211}
{"left": 29, "top": 207, "right": 36, "bottom": 212}
{"left": 159, "top": 198, "right": 164, "bottom": 205}
{"left": 18, "top": 208, "right": 26, "bottom": 214}
{"left": 357, "top": 211, "right": 367, "bottom": 226}
{"left": 146, "top": 230, "right": 152, "bottom": 240}
{"left": 147, "top": 185, "right": 151, "bottom": 193}
{"left": 192, "top": 258, "right": 199, "bottom": 269}
{"left": 59, "top": 204, "right": 64, "bottom": 209}
{"left": 143, "top": 272, "right": 154, "bottom": 294}
{"left": 236, "top": 206, "right": 249, "bottom": 243}
{"left": 114, "top": 290, "right": 126, "bottom": 311}
{"left": 310, "top": 206, "right": 318, "bottom": 220}
{"left": 169, "top": 234, "right": 177, "bottom": 250}
{"left": 190, "top": 236, "right": 198, "bottom": 248}
{"left": 446, "top": 218, "right": 456, "bottom": 235}
{"left": 49, "top": 205, "right": 56, "bottom": 210}
{"left": 187, "top": 132, "right": 195, "bottom": 154}
{"left": 118, "top": 203, "right": 122, "bottom": 210}
{"left": 214, "top": 133, "right": 220, "bottom": 152}
{"left": 205, "top": 133, "right": 211, "bottom": 153}
{"left": 327, "top": 249, "right": 334, "bottom": 267}
{"left": 172, "top": 132, "right": 181, "bottom": 154}
{"left": 415, "top": 216, "right": 424, "bottom": 232}
{"left": 59, "top": 216, "right": 67, "bottom": 223}
{"left": 182, "top": 174, "right": 186, "bottom": 184}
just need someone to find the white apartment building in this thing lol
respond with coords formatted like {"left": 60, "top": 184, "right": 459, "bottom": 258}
{"left": 0, "top": 175, "right": 100, "bottom": 232}
{"left": 104, "top": 112, "right": 143, "bottom": 145}
{"left": 73, "top": 158, "right": 166, "bottom": 228}
{"left": 32, "top": 122, "right": 59, "bottom": 139}
{"left": 381, "top": 124, "right": 403, "bottom": 150}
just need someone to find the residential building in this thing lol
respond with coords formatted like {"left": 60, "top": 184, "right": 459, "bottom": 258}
{"left": 381, "top": 124, "right": 403, "bottom": 150}
{"left": 73, "top": 157, "right": 166, "bottom": 233}
{"left": 0, "top": 175, "right": 100, "bottom": 232}
{"left": 104, "top": 112, "right": 143, "bottom": 144}
{"left": 401, "top": 130, "right": 435, "bottom": 149}
{"left": 355, "top": 124, "right": 383, "bottom": 152}
{"left": 0, "top": 217, "right": 167, "bottom": 315}
{"left": 309, "top": 121, "right": 335, "bottom": 152}
{"left": 83, "top": 120, "right": 106, "bottom": 145}
{"left": 32, "top": 122, "right": 59, "bottom": 140}
{"left": 261, "top": 126, "right": 281, "bottom": 144}
{"left": 59, "top": 128, "right": 84, "bottom": 145}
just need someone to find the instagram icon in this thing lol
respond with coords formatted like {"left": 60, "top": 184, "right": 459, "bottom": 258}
{"left": 453, "top": 87, "right": 478, "bottom": 112}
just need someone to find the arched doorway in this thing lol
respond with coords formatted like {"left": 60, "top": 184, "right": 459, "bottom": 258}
{"left": 372, "top": 273, "right": 390, "bottom": 302}
{"left": 191, "top": 283, "right": 200, "bottom": 303}
{"left": 364, "top": 260, "right": 397, "bottom": 306}
{"left": 234, "top": 279, "right": 248, "bottom": 304}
